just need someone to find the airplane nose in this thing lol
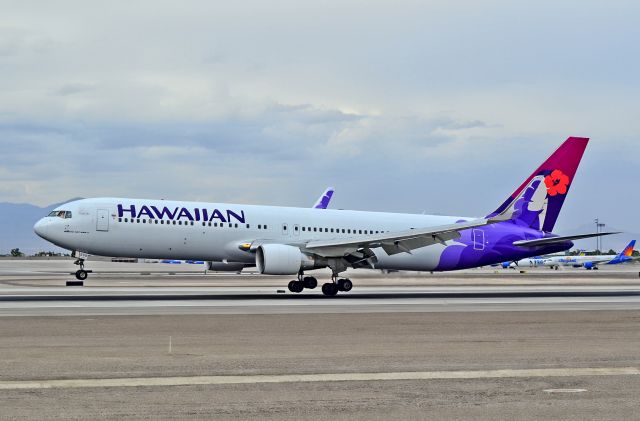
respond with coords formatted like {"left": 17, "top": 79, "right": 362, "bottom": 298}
{"left": 33, "top": 219, "right": 49, "bottom": 239}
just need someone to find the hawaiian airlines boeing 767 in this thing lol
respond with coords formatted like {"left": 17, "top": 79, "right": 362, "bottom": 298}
{"left": 34, "top": 137, "right": 617, "bottom": 295}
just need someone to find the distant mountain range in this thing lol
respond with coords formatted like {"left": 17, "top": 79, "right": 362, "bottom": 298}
{"left": 0, "top": 199, "right": 82, "bottom": 255}
{"left": 0, "top": 199, "right": 637, "bottom": 256}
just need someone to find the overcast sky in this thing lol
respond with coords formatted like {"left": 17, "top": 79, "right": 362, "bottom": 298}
{"left": 1, "top": 0, "right": 638, "bottom": 236}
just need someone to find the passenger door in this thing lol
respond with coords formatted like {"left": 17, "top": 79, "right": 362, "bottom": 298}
{"left": 96, "top": 209, "right": 110, "bottom": 231}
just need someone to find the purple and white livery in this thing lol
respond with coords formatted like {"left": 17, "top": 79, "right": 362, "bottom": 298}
{"left": 34, "top": 137, "right": 616, "bottom": 295}
{"left": 313, "top": 187, "right": 335, "bottom": 209}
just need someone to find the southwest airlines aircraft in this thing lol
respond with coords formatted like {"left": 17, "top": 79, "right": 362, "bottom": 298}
{"left": 34, "top": 137, "right": 616, "bottom": 296}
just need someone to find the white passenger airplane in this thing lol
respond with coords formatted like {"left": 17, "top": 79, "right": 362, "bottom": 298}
{"left": 34, "top": 137, "right": 616, "bottom": 295}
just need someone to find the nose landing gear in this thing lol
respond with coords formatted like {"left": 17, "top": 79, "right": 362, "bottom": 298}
{"left": 73, "top": 258, "right": 92, "bottom": 280}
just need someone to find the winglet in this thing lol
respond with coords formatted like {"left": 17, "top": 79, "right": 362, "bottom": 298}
{"left": 313, "top": 187, "right": 335, "bottom": 209}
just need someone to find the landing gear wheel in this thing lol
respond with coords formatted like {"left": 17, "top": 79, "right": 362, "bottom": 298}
{"left": 288, "top": 280, "right": 304, "bottom": 293}
{"left": 337, "top": 278, "right": 352, "bottom": 292}
{"left": 75, "top": 270, "right": 88, "bottom": 281}
{"left": 303, "top": 276, "right": 318, "bottom": 289}
{"left": 322, "top": 282, "right": 339, "bottom": 296}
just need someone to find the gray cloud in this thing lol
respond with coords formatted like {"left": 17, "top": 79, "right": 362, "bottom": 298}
{"left": 52, "top": 83, "right": 95, "bottom": 96}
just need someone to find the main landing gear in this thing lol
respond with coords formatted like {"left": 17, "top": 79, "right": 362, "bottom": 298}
{"left": 321, "top": 277, "right": 353, "bottom": 296}
{"left": 287, "top": 272, "right": 319, "bottom": 293}
{"left": 287, "top": 271, "right": 353, "bottom": 296}
{"left": 73, "top": 258, "right": 92, "bottom": 280}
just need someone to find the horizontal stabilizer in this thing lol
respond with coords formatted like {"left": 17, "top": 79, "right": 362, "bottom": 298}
{"left": 513, "top": 232, "right": 620, "bottom": 248}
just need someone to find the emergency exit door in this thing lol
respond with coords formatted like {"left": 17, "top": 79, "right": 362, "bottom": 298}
{"left": 472, "top": 229, "right": 485, "bottom": 250}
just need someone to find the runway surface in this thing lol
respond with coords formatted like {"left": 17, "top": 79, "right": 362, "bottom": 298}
{"left": 2, "top": 261, "right": 640, "bottom": 419}
{"left": 2, "top": 310, "right": 640, "bottom": 420}
{"left": 2, "top": 285, "right": 640, "bottom": 316}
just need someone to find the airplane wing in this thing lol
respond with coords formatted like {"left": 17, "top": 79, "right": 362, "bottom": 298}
{"left": 513, "top": 232, "right": 620, "bottom": 248}
{"left": 303, "top": 217, "right": 495, "bottom": 258}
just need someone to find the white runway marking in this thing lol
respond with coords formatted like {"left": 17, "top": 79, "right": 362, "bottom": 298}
{"left": 1, "top": 367, "right": 638, "bottom": 390}
{"left": 543, "top": 388, "right": 588, "bottom": 393}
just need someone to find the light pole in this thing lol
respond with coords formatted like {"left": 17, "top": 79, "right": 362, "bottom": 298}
{"left": 594, "top": 218, "right": 606, "bottom": 252}
{"left": 599, "top": 222, "right": 606, "bottom": 252}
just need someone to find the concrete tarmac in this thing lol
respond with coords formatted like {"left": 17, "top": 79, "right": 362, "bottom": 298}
{"left": 2, "top": 311, "right": 640, "bottom": 420}
{"left": 1, "top": 261, "right": 640, "bottom": 419}
{"left": 2, "top": 285, "right": 640, "bottom": 316}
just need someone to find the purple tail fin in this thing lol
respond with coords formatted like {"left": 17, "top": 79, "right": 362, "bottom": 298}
{"left": 487, "top": 137, "right": 589, "bottom": 233}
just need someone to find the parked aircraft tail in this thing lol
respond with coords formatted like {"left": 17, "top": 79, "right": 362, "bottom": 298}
{"left": 621, "top": 240, "right": 636, "bottom": 257}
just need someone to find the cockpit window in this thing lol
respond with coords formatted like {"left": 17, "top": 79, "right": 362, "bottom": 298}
{"left": 48, "top": 210, "right": 72, "bottom": 219}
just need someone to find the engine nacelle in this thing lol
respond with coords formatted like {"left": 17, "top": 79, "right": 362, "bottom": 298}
{"left": 583, "top": 261, "right": 595, "bottom": 270}
{"left": 256, "top": 244, "right": 317, "bottom": 275}
{"left": 207, "top": 261, "right": 246, "bottom": 272}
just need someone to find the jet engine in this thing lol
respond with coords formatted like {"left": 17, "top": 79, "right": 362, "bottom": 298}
{"left": 256, "top": 244, "right": 318, "bottom": 275}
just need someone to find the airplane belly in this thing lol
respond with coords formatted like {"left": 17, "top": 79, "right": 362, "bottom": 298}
{"left": 372, "top": 245, "right": 445, "bottom": 271}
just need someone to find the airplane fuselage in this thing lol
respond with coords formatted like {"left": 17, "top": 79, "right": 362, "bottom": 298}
{"left": 545, "top": 254, "right": 632, "bottom": 268}
{"left": 35, "top": 198, "right": 572, "bottom": 273}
